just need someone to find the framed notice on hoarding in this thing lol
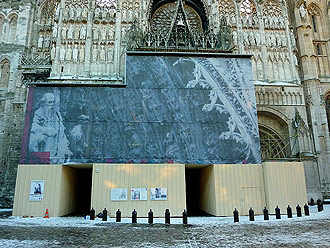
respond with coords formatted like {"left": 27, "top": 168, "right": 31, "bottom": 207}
{"left": 131, "top": 188, "right": 148, "bottom": 200}
{"left": 150, "top": 188, "right": 167, "bottom": 200}
{"left": 111, "top": 188, "right": 128, "bottom": 201}
{"left": 29, "top": 180, "right": 44, "bottom": 201}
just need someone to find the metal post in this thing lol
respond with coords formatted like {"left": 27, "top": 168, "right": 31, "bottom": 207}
{"left": 102, "top": 208, "right": 107, "bottom": 221}
{"left": 182, "top": 209, "right": 188, "bottom": 225}
{"left": 317, "top": 199, "right": 322, "bottom": 212}
{"left": 148, "top": 209, "right": 153, "bottom": 224}
{"left": 249, "top": 207, "right": 255, "bottom": 221}
{"left": 275, "top": 206, "right": 281, "bottom": 219}
{"left": 263, "top": 207, "right": 269, "bottom": 220}
{"left": 233, "top": 208, "right": 239, "bottom": 223}
{"left": 287, "top": 205, "right": 292, "bottom": 218}
{"left": 132, "top": 209, "right": 137, "bottom": 223}
{"left": 165, "top": 209, "right": 170, "bottom": 224}
{"left": 116, "top": 209, "right": 121, "bottom": 222}
{"left": 90, "top": 207, "right": 95, "bottom": 220}
{"left": 304, "top": 203, "right": 310, "bottom": 216}
{"left": 296, "top": 204, "right": 302, "bottom": 217}
{"left": 310, "top": 197, "right": 314, "bottom": 206}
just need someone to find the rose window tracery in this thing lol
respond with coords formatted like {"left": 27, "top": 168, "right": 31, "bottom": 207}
{"left": 263, "top": 0, "right": 282, "bottom": 17}
{"left": 219, "top": 0, "right": 235, "bottom": 16}
{"left": 151, "top": 3, "right": 203, "bottom": 33}
{"left": 96, "top": 0, "right": 116, "bottom": 9}
{"left": 240, "top": 0, "right": 256, "bottom": 16}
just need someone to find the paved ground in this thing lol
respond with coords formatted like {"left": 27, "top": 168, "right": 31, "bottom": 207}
{"left": 0, "top": 206, "right": 329, "bottom": 247}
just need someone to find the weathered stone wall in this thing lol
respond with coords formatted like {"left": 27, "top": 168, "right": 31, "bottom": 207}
{"left": 0, "top": 0, "right": 329, "bottom": 207}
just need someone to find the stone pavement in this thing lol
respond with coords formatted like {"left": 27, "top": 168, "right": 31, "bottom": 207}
{"left": 0, "top": 209, "right": 329, "bottom": 248}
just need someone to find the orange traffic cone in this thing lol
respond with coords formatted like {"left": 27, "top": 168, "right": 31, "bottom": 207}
{"left": 44, "top": 209, "right": 49, "bottom": 218}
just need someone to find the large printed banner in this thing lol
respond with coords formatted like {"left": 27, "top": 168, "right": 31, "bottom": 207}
{"left": 20, "top": 54, "right": 261, "bottom": 164}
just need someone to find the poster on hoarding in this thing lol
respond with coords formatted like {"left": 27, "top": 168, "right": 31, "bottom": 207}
{"left": 150, "top": 188, "right": 167, "bottom": 200}
{"left": 111, "top": 188, "right": 128, "bottom": 201}
{"left": 29, "top": 180, "right": 44, "bottom": 201}
{"left": 131, "top": 188, "right": 148, "bottom": 200}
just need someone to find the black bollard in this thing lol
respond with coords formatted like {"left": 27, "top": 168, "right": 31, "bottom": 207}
{"left": 310, "top": 197, "right": 315, "bottom": 206}
{"left": 263, "top": 207, "right": 269, "bottom": 221}
{"left": 304, "top": 203, "right": 310, "bottom": 216}
{"left": 165, "top": 209, "right": 170, "bottom": 224}
{"left": 132, "top": 209, "right": 137, "bottom": 223}
{"left": 275, "top": 206, "right": 281, "bottom": 219}
{"left": 116, "top": 209, "right": 121, "bottom": 222}
{"left": 148, "top": 209, "right": 153, "bottom": 224}
{"left": 317, "top": 199, "right": 322, "bottom": 212}
{"left": 296, "top": 204, "right": 302, "bottom": 217}
{"left": 249, "top": 207, "right": 255, "bottom": 221}
{"left": 90, "top": 207, "right": 95, "bottom": 220}
{"left": 182, "top": 209, "right": 188, "bottom": 225}
{"left": 233, "top": 208, "right": 239, "bottom": 223}
{"left": 287, "top": 205, "right": 292, "bottom": 218}
{"left": 102, "top": 208, "right": 107, "bottom": 221}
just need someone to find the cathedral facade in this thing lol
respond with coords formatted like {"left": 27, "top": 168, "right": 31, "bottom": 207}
{"left": 0, "top": 0, "right": 329, "bottom": 208}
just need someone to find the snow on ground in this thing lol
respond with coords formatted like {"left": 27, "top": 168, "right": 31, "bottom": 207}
{"left": 0, "top": 209, "right": 12, "bottom": 212}
{"left": 0, "top": 205, "right": 329, "bottom": 228}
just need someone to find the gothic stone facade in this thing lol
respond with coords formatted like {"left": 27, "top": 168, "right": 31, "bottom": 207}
{"left": 0, "top": 0, "right": 329, "bottom": 207}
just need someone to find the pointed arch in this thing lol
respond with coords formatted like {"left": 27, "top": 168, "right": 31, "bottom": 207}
{"left": 262, "top": 0, "right": 283, "bottom": 17}
{"left": 8, "top": 14, "right": 18, "bottom": 43}
{"left": 0, "top": 59, "right": 10, "bottom": 88}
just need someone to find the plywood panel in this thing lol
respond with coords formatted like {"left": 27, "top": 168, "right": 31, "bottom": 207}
{"left": 90, "top": 163, "right": 186, "bottom": 218}
{"left": 213, "top": 164, "right": 265, "bottom": 216}
{"left": 263, "top": 162, "right": 307, "bottom": 214}
{"left": 13, "top": 164, "right": 62, "bottom": 217}
{"left": 199, "top": 165, "right": 216, "bottom": 215}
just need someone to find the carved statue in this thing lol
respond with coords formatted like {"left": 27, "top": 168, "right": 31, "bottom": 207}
{"left": 59, "top": 45, "right": 66, "bottom": 61}
{"left": 51, "top": 43, "right": 56, "bottom": 60}
{"left": 101, "top": 26, "right": 107, "bottom": 41}
{"left": 61, "top": 25, "right": 67, "bottom": 40}
{"left": 79, "top": 45, "right": 85, "bottom": 62}
{"left": 299, "top": 4, "right": 307, "bottom": 22}
{"left": 108, "top": 26, "right": 115, "bottom": 40}
{"left": 92, "top": 44, "right": 98, "bottom": 61}
{"left": 74, "top": 26, "right": 80, "bottom": 40}
{"left": 281, "top": 33, "right": 287, "bottom": 47}
{"left": 249, "top": 31, "right": 255, "bottom": 46}
{"left": 290, "top": 29, "right": 296, "bottom": 49}
{"left": 95, "top": 7, "right": 101, "bottom": 19}
{"left": 37, "top": 34, "right": 44, "bottom": 48}
{"left": 232, "top": 30, "right": 238, "bottom": 46}
{"left": 44, "top": 36, "right": 51, "bottom": 48}
{"left": 69, "top": 7, "right": 75, "bottom": 20}
{"left": 82, "top": 8, "right": 88, "bottom": 19}
{"left": 93, "top": 27, "right": 99, "bottom": 41}
{"left": 107, "top": 47, "right": 114, "bottom": 61}
{"left": 76, "top": 6, "right": 82, "bottom": 19}
{"left": 243, "top": 31, "right": 249, "bottom": 46}
{"left": 65, "top": 44, "right": 72, "bottom": 60}
{"left": 67, "top": 25, "right": 74, "bottom": 40}
{"left": 255, "top": 31, "right": 261, "bottom": 46}
{"left": 52, "top": 23, "right": 58, "bottom": 38}
{"left": 275, "top": 32, "right": 281, "bottom": 47}
{"left": 62, "top": 8, "right": 69, "bottom": 21}
{"left": 80, "top": 25, "right": 87, "bottom": 40}
{"left": 72, "top": 44, "right": 79, "bottom": 61}
{"left": 99, "top": 45, "right": 106, "bottom": 61}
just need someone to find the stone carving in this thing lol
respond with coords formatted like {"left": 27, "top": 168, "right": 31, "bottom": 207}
{"left": 51, "top": 43, "right": 56, "bottom": 60}
{"left": 65, "top": 45, "right": 72, "bottom": 61}
{"left": 60, "top": 45, "right": 66, "bottom": 61}
{"left": 72, "top": 44, "right": 79, "bottom": 61}
{"left": 52, "top": 23, "right": 58, "bottom": 38}
{"left": 93, "top": 27, "right": 99, "bottom": 40}
{"left": 37, "top": 35, "right": 44, "bottom": 48}
{"left": 299, "top": 4, "right": 307, "bottom": 22}
{"left": 80, "top": 25, "right": 86, "bottom": 40}
{"left": 99, "top": 45, "right": 106, "bottom": 61}
{"left": 61, "top": 25, "right": 67, "bottom": 39}
{"left": 67, "top": 25, "right": 74, "bottom": 40}
{"left": 79, "top": 45, "right": 85, "bottom": 62}
{"left": 92, "top": 44, "right": 98, "bottom": 61}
